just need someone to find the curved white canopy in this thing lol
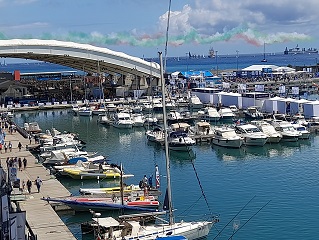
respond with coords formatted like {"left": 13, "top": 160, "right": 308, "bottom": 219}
{"left": 0, "top": 39, "right": 161, "bottom": 78}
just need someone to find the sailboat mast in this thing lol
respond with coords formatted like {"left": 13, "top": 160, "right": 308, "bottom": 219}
{"left": 159, "top": 52, "right": 173, "bottom": 225}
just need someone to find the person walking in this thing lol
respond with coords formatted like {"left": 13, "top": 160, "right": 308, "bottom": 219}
{"left": 18, "top": 142, "right": 22, "bottom": 151}
{"left": 23, "top": 158, "right": 27, "bottom": 169}
{"left": 8, "top": 141, "right": 12, "bottom": 152}
{"left": 35, "top": 176, "right": 42, "bottom": 193}
{"left": 18, "top": 158, "right": 22, "bottom": 171}
{"left": 26, "top": 179, "right": 32, "bottom": 194}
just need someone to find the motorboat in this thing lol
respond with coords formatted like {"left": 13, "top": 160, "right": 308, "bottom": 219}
{"left": 78, "top": 106, "right": 92, "bottom": 116}
{"left": 140, "top": 102, "right": 153, "bottom": 112}
{"left": 131, "top": 113, "right": 145, "bottom": 127}
{"left": 218, "top": 108, "right": 235, "bottom": 122}
{"left": 229, "top": 105, "right": 239, "bottom": 114}
{"left": 92, "top": 106, "right": 107, "bottom": 115}
{"left": 144, "top": 114, "right": 158, "bottom": 126}
{"left": 168, "top": 131, "right": 195, "bottom": 151}
{"left": 79, "top": 184, "right": 161, "bottom": 197}
{"left": 243, "top": 106, "right": 263, "bottom": 119}
{"left": 292, "top": 123, "right": 310, "bottom": 139}
{"left": 40, "top": 148, "right": 91, "bottom": 165}
{"left": 251, "top": 120, "right": 282, "bottom": 143}
{"left": 189, "top": 95, "right": 203, "bottom": 109}
{"left": 269, "top": 120, "right": 300, "bottom": 142}
{"left": 145, "top": 126, "right": 165, "bottom": 144}
{"left": 60, "top": 161, "right": 134, "bottom": 180}
{"left": 112, "top": 112, "right": 134, "bottom": 129}
{"left": 235, "top": 124, "right": 268, "bottom": 146}
{"left": 198, "top": 107, "right": 221, "bottom": 122}
{"left": 167, "top": 110, "right": 183, "bottom": 125}
{"left": 41, "top": 194, "right": 159, "bottom": 212}
{"left": 212, "top": 126, "right": 243, "bottom": 148}
{"left": 97, "top": 114, "right": 113, "bottom": 126}
{"left": 191, "top": 121, "right": 214, "bottom": 136}
{"left": 24, "top": 122, "right": 42, "bottom": 133}
{"left": 105, "top": 103, "right": 118, "bottom": 112}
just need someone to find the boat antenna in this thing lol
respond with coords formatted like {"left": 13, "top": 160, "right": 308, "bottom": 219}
{"left": 164, "top": 0, "right": 172, "bottom": 73}
{"left": 159, "top": 51, "right": 173, "bottom": 225}
{"left": 227, "top": 200, "right": 271, "bottom": 240}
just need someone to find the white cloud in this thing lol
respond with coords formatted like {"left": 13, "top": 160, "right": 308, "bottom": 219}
{"left": 158, "top": 0, "right": 319, "bottom": 36}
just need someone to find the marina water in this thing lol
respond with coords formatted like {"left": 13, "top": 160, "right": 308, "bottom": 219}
{"left": 14, "top": 109, "right": 319, "bottom": 240}
{"left": 8, "top": 53, "right": 319, "bottom": 239}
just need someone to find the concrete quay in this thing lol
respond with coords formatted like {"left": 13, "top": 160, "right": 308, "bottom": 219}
{"left": 0, "top": 130, "right": 76, "bottom": 239}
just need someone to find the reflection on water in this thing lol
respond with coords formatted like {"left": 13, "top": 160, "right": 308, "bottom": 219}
{"left": 212, "top": 138, "right": 313, "bottom": 161}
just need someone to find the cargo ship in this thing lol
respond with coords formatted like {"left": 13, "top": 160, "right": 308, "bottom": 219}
{"left": 284, "top": 45, "right": 318, "bottom": 54}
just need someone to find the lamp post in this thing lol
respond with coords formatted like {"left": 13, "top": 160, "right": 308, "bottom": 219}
{"left": 236, "top": 50, "right": 239, "bottom": 71}
{"left": 215, "top": 51, "right": 218, "bottom": 76}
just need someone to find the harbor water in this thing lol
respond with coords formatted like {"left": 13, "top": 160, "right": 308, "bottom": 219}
{"left": 13, "top": 109, "right": 319, "bottom": 240}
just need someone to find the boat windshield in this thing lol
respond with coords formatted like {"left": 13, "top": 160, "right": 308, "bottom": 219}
{"left": 245, "top": 127, "right": 260, "bottom": 133}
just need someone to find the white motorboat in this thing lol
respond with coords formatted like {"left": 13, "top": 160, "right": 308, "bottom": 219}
{"left": 198, "top": 107, "right": 220, "bottom": 122}
{"left": 251, "top": 120, "right": 282, "bottom": 143}
{"left": 132, "top": 113, "right": 145, "bottom": 127}
{"left": 140, "top": 102, "right": 153, "bottom": 112}
{"left": 269, "top": 120, "right": 300, "bottom": 142}
{"left": 243, "top": 106, "right": 263, "bottom": 119}
{"left": 145, "top": 126, "right": 165, "bottom": 144}
{"left": 112, "top": 112, "right": 133, "bottom": 129}
{"left": 92, "top": 106, "right": 107, "bottom": 115}
{"left": 229, "top": 105, "right": 239, "bottom": 114}
{"left": 41, "top": 148, "right": 90, "bottom": 165}
{"left": 144, "top": 114, "right": 158, "bottom": 126}
{"left": 191, "top": 121, "right": 214, "bottom": 136}
{"left": 218, "top": 107, "right": 235, "bottom": 122}
{"left": 97, "top": 114, "right": 113, "bottom": 126}
{"left": 189, "top": 95, "right": 203, "bottom": 109}
{"left": 168, "top": 130, "right": 195, "bottom": 151}
{"left": 78, "top": 107, "right": 92, "bottom": 116}
{"left": 235, "top": 124, "right": 268, "bottom": 146}
{"left": 212, "top": 126, "right": 243, "bottom": 148}
{"left": 292, "top": 123, "right": 310, "bottom": 139}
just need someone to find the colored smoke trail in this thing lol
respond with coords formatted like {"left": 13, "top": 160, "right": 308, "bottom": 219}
{"left": 0, "top": 24, "right": 311, "bottom": 47}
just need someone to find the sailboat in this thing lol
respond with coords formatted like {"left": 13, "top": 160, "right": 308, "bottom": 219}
{"left": 261, "top": 42, "right": 267, "bottom": 62}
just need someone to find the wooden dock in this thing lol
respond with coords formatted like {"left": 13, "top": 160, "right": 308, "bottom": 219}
{"left": 0, "top": 130, "right": 76, "bottom": 239}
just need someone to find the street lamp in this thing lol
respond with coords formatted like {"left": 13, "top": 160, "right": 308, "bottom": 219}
{"left": 215, "top": 51, "right": 218, "bottom": 76}
{"left": 236, "top": 50, "right": 239, "bottom": 71}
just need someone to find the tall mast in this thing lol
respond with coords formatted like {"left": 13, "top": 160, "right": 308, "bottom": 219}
{"left": 159, "top": 52, "right": 173, "bottom": 225}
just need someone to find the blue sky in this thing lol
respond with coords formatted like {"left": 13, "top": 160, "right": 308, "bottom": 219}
{"left": 1, "top": 0, "right": 319, "bottom": 60}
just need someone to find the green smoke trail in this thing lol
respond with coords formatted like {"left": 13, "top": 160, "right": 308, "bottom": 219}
{"left": 0, "top": 24, "right": 311, "bottom": 47}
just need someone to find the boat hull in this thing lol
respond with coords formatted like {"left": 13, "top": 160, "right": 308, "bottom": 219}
{"left": 212, "top": 138, "right": 243, "bottom": 148}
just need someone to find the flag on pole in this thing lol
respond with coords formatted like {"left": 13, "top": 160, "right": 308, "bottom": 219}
{"left": 155, "top": 165, "right": 160, "bottom": 189}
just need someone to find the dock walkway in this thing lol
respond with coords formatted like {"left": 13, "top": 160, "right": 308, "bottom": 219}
{"left": 0, "top": 130, "right": 76, "bottom": 239}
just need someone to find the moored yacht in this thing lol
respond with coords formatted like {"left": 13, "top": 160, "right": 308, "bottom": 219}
{"left": 251, "top": 120, "right": 282, "bottom": 143}
{"left": 235, "top": 124, "right": 268, "bottom": 146}
{"left": 168, "top": 131, "right": 195, "bottom": 151}
{"left": 189, "top": 95, "right": 203, "bottom": 109}
{"left": 112, "top": 112, "right": 134, "bottom": 129}
{"left": 270, "top": 120, "right": 300, "bottom": 142}
{"left": 292, "top": 123, "right": 310, "bottom": 139}
{"left": 212, "top": 126, "right": 243, "bottom": 148}
{"left": 198, "top": 107, "right": 221, "bottom": 122}
{"left": 218, "top": 107, "right": 235, "bottom": 122}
